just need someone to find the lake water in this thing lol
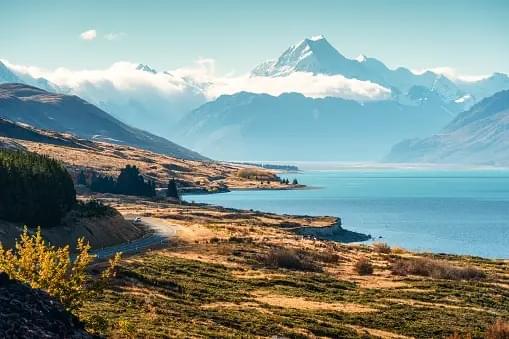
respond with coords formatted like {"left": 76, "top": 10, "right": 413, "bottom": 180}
{"left": 186, "top": 169, "right": 509, "bottom": 259}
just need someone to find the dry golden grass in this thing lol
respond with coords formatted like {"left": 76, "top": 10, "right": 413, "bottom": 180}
{"left": 15, "top": 138, "right": 291, "bottom": 192}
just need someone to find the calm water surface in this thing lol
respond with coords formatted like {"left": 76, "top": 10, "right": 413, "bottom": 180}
{"left": 186, "top": 170, "right": 509, "bottom": 258}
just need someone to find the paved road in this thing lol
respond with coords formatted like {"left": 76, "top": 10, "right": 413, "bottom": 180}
{"left": 91, "top": 217, "right": 180, "bottom": 259}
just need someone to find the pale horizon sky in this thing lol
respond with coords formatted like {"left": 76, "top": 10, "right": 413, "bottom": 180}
{"left": 1, "top": 0, "right": 508, "bottom": 76}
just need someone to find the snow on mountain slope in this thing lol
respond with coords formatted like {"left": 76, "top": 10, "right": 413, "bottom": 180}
{"left": 252, "top": 35, "right": 367, "bottom": 79}
{"left": 251, "top": 36, "right": 505, "bottom": 108}
{"left": 0, "top": 61, "right": 22, "bottom": 83}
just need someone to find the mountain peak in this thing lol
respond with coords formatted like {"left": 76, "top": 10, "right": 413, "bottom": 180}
{"left": 356, "top": 54, "right": 367, "bottom": 62}
{"left": 251, "top": 35, "right": 351, "bottom": 77}
{"left": 306, "top": 35, "right": 326, "bottom": 42}
{"left": 136, "top": 64, "right": 157, "bottom": 74}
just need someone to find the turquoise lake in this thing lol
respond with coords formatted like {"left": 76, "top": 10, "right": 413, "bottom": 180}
{"left": 186, "top": 169, "right": 509, "bottom": 259}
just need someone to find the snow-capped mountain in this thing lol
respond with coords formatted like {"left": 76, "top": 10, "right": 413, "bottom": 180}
{"left": 0, "top": 60, "right": 59, "bottom": 92}
{"left": 136, "top": 63, "right": 157, "bottom": 74}
{"left": 252, "top": 35, "right": 368, "bottom": 79}
{"left": 455, "top": 73, "right": 509, "bottom": 103}
{"left": 385, "top": 90, "right": 509, "bottom": 165}
{"left": 251, "top": 36, "right": 507, "bottom": 108}
{"left": 0, "top": 61, "right": 22, "bottom": 83}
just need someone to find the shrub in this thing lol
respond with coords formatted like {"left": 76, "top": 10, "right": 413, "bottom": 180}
{"left": 303, "top": 248, "right": 342, "bottom": 264}
{"left": 391, "top": 257, "right": 486, "bottom": 281}
{"left": 0, "top": 227, "right": 120, "bottom": 311}
{"left": 264, "top": 247, "right": 321, "bottom": 272}
{"left": 373, "top": 242, "right": 391, "bottom": 254}
{"left": 72, "top": 200, "right": 116, "bottom": 218}
{"left": 237, "top": 168, "right": 275, "bottom": 180}
{"left": 354, "top": 257, "right": 374, "bottom": 275}
{"left": 116, "top": 318, "right": 136, "bottom": 336}
{"left": 486, "top": 319, "right": 509, "bottom": 339}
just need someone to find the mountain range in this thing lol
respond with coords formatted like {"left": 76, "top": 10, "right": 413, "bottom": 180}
{"left": 176, "top": 91, "right": 456, "bottom": 161}
{"left": 2, "top": 36, "right": 509, "bottom": 163}
{"left": 173, "top": 36, "right": 509, "bottom": 161}
{"left": 251, "top": 35, "right": 509, "bottom": 105}
{"left": 385, "top": 90, "right": 509, "bottom": 165}
{"left": 0, "top": 83, "right": 205, "bottom": 160}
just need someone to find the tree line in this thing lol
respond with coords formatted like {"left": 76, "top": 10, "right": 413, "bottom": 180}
{"left": 279, "top": 177, "right": 299, "bottom": 185}
{"left": 0, "top": 149, "right": 76, "bottom": 227}
{"left": 85, "top": 165, "right": 156, "bottom": 197}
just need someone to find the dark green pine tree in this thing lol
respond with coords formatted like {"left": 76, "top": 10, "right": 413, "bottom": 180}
{"left": 89, "top": 165, "right": 155, "bottom": 197}
{"left": 77, "top": 170, "right": 87, "bottom": 186}
{"left": 0, "top": 149, "right": 76, "bottom": 227}
{"left": 166, "top": 178, "right": 180, "bottom": 200}
{"left": 292, "top": 178, "right": 298, "bottom": 185}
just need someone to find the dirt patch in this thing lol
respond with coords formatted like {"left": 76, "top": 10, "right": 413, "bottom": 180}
{"left": 358, "top": 279, "right": 411, "bottom": 289}
{"left": 385, "top": 298, "right": 501, "bottom": 315}
{"left": 160, "top": 250, "right": 240, "bottom": 268}
{"left": 347, "top": 324, "right": 413, "bottom": 339}
{"left": 232, "top": 270, "right": 288, "bottom": 280}
{"left": 253, "top": 290, "right": 376, "bottom": 313}
{"left": 175, "top": 224, "right": 216, "bottom": 243}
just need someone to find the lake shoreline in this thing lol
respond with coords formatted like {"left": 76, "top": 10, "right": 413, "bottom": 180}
{"left": 185, "top": 169, "right": 509, "bottom": 259}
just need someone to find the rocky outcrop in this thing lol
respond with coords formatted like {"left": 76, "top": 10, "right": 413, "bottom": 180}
{"left": 0, "top": 272, "right": 92, "bottom": 338}
{"left": 295, "top": 219, "right": 371, "bottom": 243}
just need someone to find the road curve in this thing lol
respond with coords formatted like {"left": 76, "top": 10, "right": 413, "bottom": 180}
{"left": 91, "top": 217, "right": 180, "bottom": 259}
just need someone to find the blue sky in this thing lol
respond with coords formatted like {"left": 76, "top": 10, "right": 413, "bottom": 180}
{"left": 1, "top": 0, "right": 508, "bottom": 75}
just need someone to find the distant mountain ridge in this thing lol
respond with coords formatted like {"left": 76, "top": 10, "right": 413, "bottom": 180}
{"left": 176, "top": 91, "right": 457, "bottom": 161}
{"left": 385, "top": 90, "right": 509, "bottom": 165}
{"left": 0, "top": 83, "right": 206, "bottom": 160}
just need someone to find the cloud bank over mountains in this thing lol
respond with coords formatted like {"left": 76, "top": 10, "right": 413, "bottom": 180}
{"left": 2, "top": 58, "right": 392, "bottom": 101}
{"left": 0, "top": 57, "right": 392, "bottom": 135}
{"left": 1, "top": 35, "right": 508, "bottom": 142}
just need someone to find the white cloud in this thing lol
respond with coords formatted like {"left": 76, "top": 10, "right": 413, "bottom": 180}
{"left": 411, "top": 66, "right": 489, "bottom": 83}
{"left": 169, "top": 58, "right": 390, "bottom": 101}
{"left": 104, "top": 32, "right": 126, "bottom": 41}
{"left": 3, "top": 57, "right": 390, "bottom": 102}
{"left": 80, "top": 29, "right": 97, "bottom": 41}
{"left": 206, "top": 72, "right": 390, "bottom": 101}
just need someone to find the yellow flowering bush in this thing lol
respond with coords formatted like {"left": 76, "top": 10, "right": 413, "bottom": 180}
{"left": 0, "top": 227, "right": 120, "bottom": 311}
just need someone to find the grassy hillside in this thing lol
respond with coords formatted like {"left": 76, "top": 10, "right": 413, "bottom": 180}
{"left": 0, "top": 83, "right": 206, "bottom": 160}
{"left": 77, "top": 196, "right": 509, "bottom": 338}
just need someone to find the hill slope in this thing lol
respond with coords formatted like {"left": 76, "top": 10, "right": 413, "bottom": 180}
{"left": 385, "top": 90, "right": 509, "bottom": 165}
{"left": 0, "top": 83, "right": 206, "bottom": 160}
